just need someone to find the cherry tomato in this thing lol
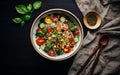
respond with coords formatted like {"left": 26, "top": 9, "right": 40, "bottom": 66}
{"left": 63, "top": 24, "right": 68, "bottom": 31}
{"left": 36, "top": 37, "right": 45, "bottom": 46}
{"left": 48, "top": 50, "right": 55, "bottom": 56}
{"left": 64, "top": 45, "right": 71, "bottom": 53}
{"left": 47, "top": 26, "right": 53, "bottom": 33}
{"left": 52, "top": 17, "right": 58, "bottom": 22}
{"left": 74, "top": 28, "right": 79, "bottom": 35}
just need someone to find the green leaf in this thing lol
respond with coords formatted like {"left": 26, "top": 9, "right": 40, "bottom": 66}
{"left": 33, "top": 1, "right": 42, "bottom": 10}
{"left": 23, "top": 14, "right": 31, "bottom": 21}
{"left": 15, "top": 5, "right": 28, "bottom": 14}
{"left": 36, "top": 31, "right": 45, "bottom": 37}
{"left": 27, "top": 4, "right": 32, "bottom": 12}
{"left": 20, "top": 21, "right": 25, "bottom": 26}
{"left": 12, "top": 17, "right": 22, "bottom": 23}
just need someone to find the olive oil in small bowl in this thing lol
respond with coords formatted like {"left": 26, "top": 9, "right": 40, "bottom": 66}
{"left": 83, "top": 11, "right": 102, "bottom": 30}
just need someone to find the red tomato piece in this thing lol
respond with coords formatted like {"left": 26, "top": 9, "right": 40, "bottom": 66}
{"left": 36, "top": 28, "right": 41, "bottom": 32}
{"left": 48, "top": 50, "right": 55, "bottom": 56}
{"left": 74, "top": 28, "right": 79, "bottom": 35}
{"left": 52, "top": 17, "right": 59, "bottom": 22}
{"left": 64, "top": 45, "right": 71, "bottom": 53}
{"left": 63, "top": 24, "right": 68, "bottom": 31}
{"left": 36, "top": 37, "right": 45, "bottom": 46}
{"left": 47, "top": 26, "right": 53, "bottom": 33}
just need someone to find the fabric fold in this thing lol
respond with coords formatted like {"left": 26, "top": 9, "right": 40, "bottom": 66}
{"left": 68, "top": 0, "right": 120, "bottom": 75}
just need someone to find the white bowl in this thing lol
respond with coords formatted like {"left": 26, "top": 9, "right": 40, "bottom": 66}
{"left": 30, "top": 8, "right": 84, "bottom": 61}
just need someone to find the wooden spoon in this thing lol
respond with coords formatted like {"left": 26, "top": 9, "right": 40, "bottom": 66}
{"left": 88, "top": 35, "right": 109, "bottom": 74}
{"left": 76, "top": 34, "right": 109, "bottom": 75}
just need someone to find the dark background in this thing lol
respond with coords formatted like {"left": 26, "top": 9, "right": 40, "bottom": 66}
{"left": 0, "top": 0, "right": 87, "bottom": 75}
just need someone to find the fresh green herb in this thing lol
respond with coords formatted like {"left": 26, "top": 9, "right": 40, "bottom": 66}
{"left": 36, "top": 31, "right": 45, "bottom": 37}
{"left": 44, "top": 44, "right": 52, "bottom": 52}
{"left": 27, "top": 4, "right": 32, "bottom": 12}
{"left": 33, "top": 1, "right": 42, "bottom": 10}
{"left": 12, "top": 17, "right": 22, "bottom": 23}
{"left": 15, "top": 5, "right": 29, "bottom": 14}
{"left": 12, "top": 1, "right": 42, "bottom": 26}
{"left": 42, "top": 27, "right": 47, "bottom": 33}
{"left": 68, "top": 22, "right": 77, "bottom": 31}
{"left": 54, "top": 32, "right": 60, "bottom": 40}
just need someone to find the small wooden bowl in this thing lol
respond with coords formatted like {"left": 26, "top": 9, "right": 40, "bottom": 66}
{"left": 83, "top": 11, "right": 102, "bottom": 30}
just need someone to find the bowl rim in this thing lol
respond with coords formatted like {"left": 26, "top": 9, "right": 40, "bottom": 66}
{"left": 30, "top": 8, "right": 84, "bottom": 61}
{"left": 83, "top": 11, "right": 102, "bottom": 30}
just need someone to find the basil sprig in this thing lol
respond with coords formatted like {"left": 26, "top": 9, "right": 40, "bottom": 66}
{"left": 12, "top": 1, "right": 42, "bottom": 26}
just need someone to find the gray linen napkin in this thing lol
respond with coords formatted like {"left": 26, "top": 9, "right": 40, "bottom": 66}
{"left": 68, "top": 0, "right": 120, "bottom": 75}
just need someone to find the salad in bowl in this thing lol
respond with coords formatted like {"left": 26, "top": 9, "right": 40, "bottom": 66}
{"left": 30, "top": 8, "right": 83, "bottom": 61}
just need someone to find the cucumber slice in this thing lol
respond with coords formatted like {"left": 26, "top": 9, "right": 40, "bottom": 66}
{"left": 39, "top": 23, "right": 45, "bottom": 28}
{"left": 50, "top": 23, "right": 56, "bottom": 28}
{"left": 60, "top": 17, "right": 65, "bottom": 22}
{"left": 74, "top": 36, "right": 79, "bottom": 43}
{"left": 40, "top": 44, "right": 45, "bottom": 50}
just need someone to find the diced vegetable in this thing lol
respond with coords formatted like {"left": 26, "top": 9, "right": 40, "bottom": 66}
{"left": 36, "top": 37, "right": 45, "bottom": 46}
{"left": 36, "top": 31, "right": 45, "bottom": 37}
{"left": 47, "top": 50, "right": 55, "bottom": 56}
{"left": 74, "top": 28, "right": 79, "bottom": 35}
{"left": 42, "top": 27, "right": 47, "bottom": 33}
{"left": 64, "top": 45, "right": 71, "bottom": 53}
{"left": 47, "top": 26, "right": 53, "bottom": 33}
{"left": 60, "top": 16, "right": 65, "bottom": 22}
{"left": 40, "top": 44, "right": 45, "bottom": 50}
{"left": 50, "top": 23, "right": 56, "bottom": 28}
{"left": 74, "top": 36, "right": 79, "bottom": 43}
{"left": 39, "top": 23, "right": 45, "bottom": 28}
{"left": 52, "top": 17, "right": 58, "bottom": 22}
{"left": 44, "top": 44, "right": 52, "bottom": 52}
{"left": 68, "top": 22, "right": 77, "bottom": 31}
{"left": 44, "top": 16, "right": 53, "bottom": 24}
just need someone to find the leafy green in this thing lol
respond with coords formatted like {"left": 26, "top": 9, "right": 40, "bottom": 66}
{"left": 54, "top": 32, "right": 60, "bottom": 40}
{"left": 68, "top": 22, "right": 77, "bottom": 31}
{"left": 33, "top": 1, "right": 42, "bottom": 10}
{"left": 23, "top": 14, "right": 31, "bottom": 21}
{"left": 42, "top": 27, "right": 47, "bottom": 33}
{"left": 15, "top": 5, "right": 29, "bottom": 14}
{"left": 12, "top": 1, "right": 42, "bottom": 26}
{"left": 44, "top": 44, "right": 52, "bottom": 52}
{"left": 12, "top": 18, "right": 22, "bottom": 23}
{"left": 20, "top": 21, "right": 25, "bottom": 26}
{"left": 36, "top": 31, "right": 45, "bottom": 37}
{"left": 27, "top": 4, "right": 32, "bottom": 12}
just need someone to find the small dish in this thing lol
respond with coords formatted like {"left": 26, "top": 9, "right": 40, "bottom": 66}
{"left": 83, "top": 11, "right": 102, "bottom": 30}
